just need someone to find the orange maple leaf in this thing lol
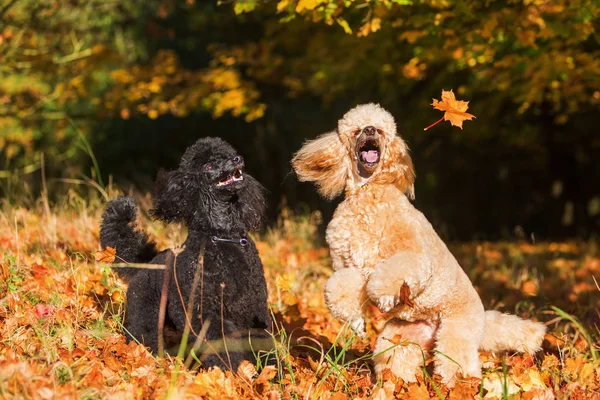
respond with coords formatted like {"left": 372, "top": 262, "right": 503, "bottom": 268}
{"left": 425, "top": 89, "right": 475, "bottom": 130}
{"left": 95, "top": 246, "right": 116, "bottom": 263}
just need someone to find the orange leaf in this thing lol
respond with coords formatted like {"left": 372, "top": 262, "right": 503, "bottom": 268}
{"left": 401, "top": 382, "right": 430, "bottom": 400}
{"left": 448, "top": 377, "right": 479, "bottom": 399}
{"left": 427, "top": 89, "right": 475, "bottom": 130}
{"left": 255, "top": 365, "right": 277, "bottom": 385}
{"left": 95, "top": 246, "right": 116, "bottom": 263}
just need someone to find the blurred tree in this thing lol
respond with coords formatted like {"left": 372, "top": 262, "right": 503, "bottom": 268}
{"left": 233, "top": 0, "right": 600, "bottom": 115}
{"left": 223, "top": 0, "right": 600, "bottom": 237}
{"left": 0, "top": 0, "right": 598, "bottom": 237}
{"left": 0, "top": 0, "right": 264, "bottom": 189}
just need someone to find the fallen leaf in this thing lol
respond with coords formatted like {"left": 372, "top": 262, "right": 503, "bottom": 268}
{"left": 400, "top": 382, "right": 430, "bottom": 400}
{"left": 255, "top": 365, "right": 277, "bottom": 385}
{"left": 523, "top": 388, "right": 555, "bottom": 400}
{"left": 482, "top": 373, "right": 520, "bottom": 398}
{"left": 372, "top": 380, "right": 396, "bottom": 400}
{"left": 449, "top": 377, "right": 480, "bottom": 399}
{"left": 95, "top": 246, "right": 116, "bottom": 263}
{"left": 426, "top": 89, "right": 476, "bottom": 130}
{"left": 237, "top": 360, "right": 257, "bottom": 383}
{"left": 265, "top": 389, "right": 280, "bottom": 400}
{"left": 34, "top": 304, "right": 55, "bottom": 319}
{"left": 329, "top": 392, "right": 350, "bottom": 400}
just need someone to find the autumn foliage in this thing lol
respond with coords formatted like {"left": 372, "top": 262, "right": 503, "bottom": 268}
{"left": 0, "top": 202, "right": 599, "bottom": 399}
{"left": 426, "top": 90, "right": 476, "bottom": 130}
{"left": 1, "top": 0, "right": 598, "bottom": 238}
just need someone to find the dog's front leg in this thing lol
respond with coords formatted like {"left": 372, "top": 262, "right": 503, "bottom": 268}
{"left": 324, "top": 267, "right": 369, "bottom": 338}
{"left": 366, "top": 251, "right": 433, "bottom": 313}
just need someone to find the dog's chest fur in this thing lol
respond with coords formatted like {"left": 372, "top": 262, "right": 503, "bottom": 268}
{"left": 166, "top": 236, "right": 269, "bottom": 329}
{"left": 326, "top": 184, "right": 421, "bottom": 273}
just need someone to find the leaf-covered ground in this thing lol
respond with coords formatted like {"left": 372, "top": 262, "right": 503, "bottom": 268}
{"left": 0, "top": 203, "right": 598, "bottom": 399}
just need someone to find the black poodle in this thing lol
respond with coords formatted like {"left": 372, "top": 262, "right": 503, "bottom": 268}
{"left": 100, "top": 137, "right": 272, "bottom": 370}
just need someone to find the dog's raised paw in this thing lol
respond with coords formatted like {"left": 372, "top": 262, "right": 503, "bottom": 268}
{"left": 377, "top": 295, "right": 398, "bottom": 313}
{"left": 349, "top": 317, "right": 366, "bottom": 338}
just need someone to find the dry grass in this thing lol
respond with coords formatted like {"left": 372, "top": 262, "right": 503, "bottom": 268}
{"left": 0, "top": 199, "right": 598, "bottom": 399}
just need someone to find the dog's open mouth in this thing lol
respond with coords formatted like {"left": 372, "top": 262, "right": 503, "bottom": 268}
{"left": 217, "top": 169, "right": 244, "bottom": 186}
{"left": 358, "top": 139, "right": 381, "bottom": 171}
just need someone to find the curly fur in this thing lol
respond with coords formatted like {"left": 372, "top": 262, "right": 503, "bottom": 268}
{"left": 100, "top": 137, "right": 272, "bottom": 371}
{"left": 292, "top": 104, "right": 546, "bottom": 385}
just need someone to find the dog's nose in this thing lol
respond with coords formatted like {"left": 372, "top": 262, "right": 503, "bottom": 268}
{"left": 233, "top": 155, "right": 243, "bottom": 163}
{"left": 362, "top": 126, "right": 377, "bottom": 136}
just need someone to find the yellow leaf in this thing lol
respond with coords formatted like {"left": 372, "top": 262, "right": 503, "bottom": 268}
{"left": 148, "top": 81, "right": 161, "bottom": 93}
{"left": 400, "top": 30, "right": 425, "bottom": 44}
{"left": 483, "top": 373, "right": 520, "bottom": 398}
{"left": 275, "top": 274, "right": 293, "bottom": 290}
{"left": 370, "top": 17, "right": 382, "bottom": 33}
{"left": 296, "top": 0, "right": 318, "bottom": 13}
{"left": 521, "top": 369, "right": 546, "bottom": 392}
{"left": 283, "top": 292, "right": 298, "bottom": 306}
{"left": 277, "top": 0, "right": 290, "bottom": 12}
{"left": 579, "top": 362, "right": 595, "bottom": 382}
{"left": 336, "top": 18, "right": 353, "bottom": 34}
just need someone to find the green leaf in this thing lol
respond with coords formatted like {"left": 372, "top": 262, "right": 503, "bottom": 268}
{"left": 233, "top": 0, "right": 257, "bottom": 15}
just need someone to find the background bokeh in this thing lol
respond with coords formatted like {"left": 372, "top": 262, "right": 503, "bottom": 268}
{"left": 1, "top": 0, "right": 599, "bottom": 239}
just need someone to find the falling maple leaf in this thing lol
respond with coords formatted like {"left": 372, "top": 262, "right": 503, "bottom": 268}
{"left": 425, "top": 89, "right": 475, "bottom": 130}
{"left": 95, "top": 246, "right": 116, "bottom": 263}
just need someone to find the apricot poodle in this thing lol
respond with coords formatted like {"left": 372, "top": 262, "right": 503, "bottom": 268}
{"left": 292, "top": 104, "right": 546, "bottom": 385}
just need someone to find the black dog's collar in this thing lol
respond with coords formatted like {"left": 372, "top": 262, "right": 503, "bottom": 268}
{"left": 199, "top": 232, "right": 248, "bottom": 247}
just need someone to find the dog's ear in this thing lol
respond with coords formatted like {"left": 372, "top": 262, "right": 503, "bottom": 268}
{"left": 377, "top": 136, "right": 416, "bottom": 199}
{"left": 150, "top": 169, "right": 199, "bottom": 224}
{"left": 292, "top": 131, "right": 349, "bottom": 200}
{"left": 236, "top": 174, "right": 266, "bottom": 231}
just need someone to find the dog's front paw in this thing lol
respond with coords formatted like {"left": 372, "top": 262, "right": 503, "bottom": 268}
{"left": 377, "top": 295, "right": 399, "bottom": 313}
{"left": 349, "top": 317, "right": 366, "bottom": 338}
{"left": 372, "top": 281, "right": 415, "bottom": 313}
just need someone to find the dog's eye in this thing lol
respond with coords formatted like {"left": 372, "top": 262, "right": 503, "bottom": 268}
{"left": 204, "top": 164, "right": 212, "bottom": 171}
{"left": 354, "top": 129, "right": 361, "bottom": 136}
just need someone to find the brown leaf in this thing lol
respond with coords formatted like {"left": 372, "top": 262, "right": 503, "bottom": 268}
{"left": 95, "top": 246, "right": 116, "bottom": 263}
{"left": 399, "top": 282, "right": 414, "bottom": 307}
{"left": 429, "top": 89, "right": 476, "bottom": 129}
{"left": 255, "top": 365, "right": 277, "bottom": 386}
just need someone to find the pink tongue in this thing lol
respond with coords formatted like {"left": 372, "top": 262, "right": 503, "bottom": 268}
{"left": 362, "top": 150, "right": 379, "bottom": 163}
